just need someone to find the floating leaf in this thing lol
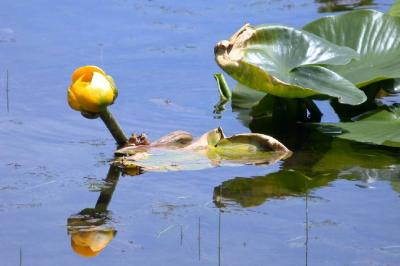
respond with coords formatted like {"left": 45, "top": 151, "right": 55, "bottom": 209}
{"left": 215, "top": 23, "right": 366, "bottom": 105}
{"left": 317, "top": 106, "right": 400, "bottom": 147}
{"left": 114, "top": 128, "right": 291, "bottom": 173}
{"left": 303, "top": 10, "right": 400, "bottom": 88}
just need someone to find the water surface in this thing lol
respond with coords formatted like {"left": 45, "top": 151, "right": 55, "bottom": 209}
{"left": 0, "top": 1, "right": 399, "bottom": 265}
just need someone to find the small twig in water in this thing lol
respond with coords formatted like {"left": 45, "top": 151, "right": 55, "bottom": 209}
{"left": 6, "top": 70, "right": 10, "bottom": 113}
{"left": 157, "top": 224, "right": 176, "bottom": 238}
{"left": 180, "top": 225, "right": 183, "bottom": 246}
{"left": 24, "top": 180, "right": 57, "bottom": 191}
{"left": 19, "top": 247, "right": 22, "bottom": 266}
{"left": 218, "top": 186, "right": 222, "bottom": 266}
{"left": 198, "top": 216, "right": 201, "bottom": 260}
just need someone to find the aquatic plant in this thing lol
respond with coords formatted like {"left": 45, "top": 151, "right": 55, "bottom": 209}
{"left": 67, "top": 68, "right": 292, "bottom": 172}
{"left": 214, "top": 6, "right": 400, "bottom": 148}
{"left": 67, "top": 65, "right": 128, "bottom": 145}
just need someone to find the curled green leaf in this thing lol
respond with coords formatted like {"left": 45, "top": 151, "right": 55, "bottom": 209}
{"left": 304, "top": 10, "right": 400, "bottom": 88}
{"left": 215, "top": 23, "right": 366, "bottom": 105}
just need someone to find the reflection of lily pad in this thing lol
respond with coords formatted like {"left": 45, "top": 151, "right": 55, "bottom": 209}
{"left": 214, "top": 170, "right": 332, "bottom": 208}
{"left": 312, "top": 139, "right": 400, "bottom": 172}
{"left": 114, "top": 128, "right": 291, "bottom": 173}
{"left": 214, "top": 136, "right": 400, "bottom": 209}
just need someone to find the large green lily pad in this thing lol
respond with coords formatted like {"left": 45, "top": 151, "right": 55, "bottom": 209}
{"left": 317, "top": 106, "right": 400, "bottom": 147}
{"left": 215, "top": 23, "right": 366, "bottom": 105}
{"left": 303, "top": 10, "right": 400, "bottom": 88}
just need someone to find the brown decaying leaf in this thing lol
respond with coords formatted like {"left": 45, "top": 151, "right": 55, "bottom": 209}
{"left": 113, "top": 127, "right": 292, "bottom": 173}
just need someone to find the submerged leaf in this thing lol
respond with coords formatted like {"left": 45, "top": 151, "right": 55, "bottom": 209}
{"left": 114, "top": 128, "right": 291, "bottom": 173}
{"left": 304, "top": 10, "right": 400, "bottom": 88}
{"left": 215, "top": 23, "right": 366, "bottom": 105}
{"left": 317, "top": 106, "right": 400, "bottom": 147}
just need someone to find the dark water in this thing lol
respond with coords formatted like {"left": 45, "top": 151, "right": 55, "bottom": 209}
{"left": 1, "top": 0, "right": 399, "bottom": 265}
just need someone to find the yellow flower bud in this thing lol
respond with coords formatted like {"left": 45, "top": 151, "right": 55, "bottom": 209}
{"left": 67, "top": 66, "right": 118, "bottom": 113}
{"left": 71, "top": 229, "right": 115, "bottom": 257}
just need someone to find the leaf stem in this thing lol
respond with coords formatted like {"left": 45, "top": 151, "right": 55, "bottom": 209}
{"left": 214, "top": 73, "right": 232, "bottom": 100}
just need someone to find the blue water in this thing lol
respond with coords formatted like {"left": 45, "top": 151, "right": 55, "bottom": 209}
{"left": 0, "top": 1, "right": 399, "bottom": 265}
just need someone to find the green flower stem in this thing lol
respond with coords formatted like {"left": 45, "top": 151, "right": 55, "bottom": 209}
{"left": 99, "top": 108, "right": 128, "bottom": 146}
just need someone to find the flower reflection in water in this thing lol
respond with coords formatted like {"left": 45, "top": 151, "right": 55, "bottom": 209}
{"left": 67, "top": 165, "right": 121, "bottom": 257}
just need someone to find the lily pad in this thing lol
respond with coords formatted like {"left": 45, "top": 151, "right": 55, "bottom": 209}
{"left": 113, "top": 128, "right": 291, "bottom": 173}
{"left": 215, "top": 23, "right": 366, "bottom": 105}
{"left": 317, "top": 105, "right": 400, "bottom": 147}
{"left": 303, "top": 10, "right": 400, "bottom": 88}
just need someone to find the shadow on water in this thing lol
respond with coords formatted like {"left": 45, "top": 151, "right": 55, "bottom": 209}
{"left": 67, "top": 165, "right": 121, "bottom": 257}
{"left": 213, "top": 122, "right": 399, "bottom": 265}
{"left": 213, "top": 120, "right": 400, "bottom": 208}
{"left": 217, "top": 79, "right": 400, "bottom": 209}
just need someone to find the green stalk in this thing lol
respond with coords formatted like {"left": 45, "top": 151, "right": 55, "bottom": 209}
{"left": 99, "top": 108, "right": 128, "bottom": 146}
{"left": 214, "top": 73, "right": 232, "bottom": 100}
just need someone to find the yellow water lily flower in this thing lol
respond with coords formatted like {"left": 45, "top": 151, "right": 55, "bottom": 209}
{"left": 68, "top": 66, "right": 118, "bottom": 113}
{"left": 71, "top": 229, "right": 115, "bottom": 257}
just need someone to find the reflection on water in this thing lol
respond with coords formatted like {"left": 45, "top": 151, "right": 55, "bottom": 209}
{"left": 214, "top": 170, "right": 322, "bottom": 208}
{"left": 315, "top": 0, "right": 376, "bottom": 13}
{"left": 1, "top": 0, "right": 398, "bottom": 265}
{"left": 214, "top": 131, "right": 400, "bottom": 208}
{"left": 67, "top": 166, "right": 120, "bottom": 257}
